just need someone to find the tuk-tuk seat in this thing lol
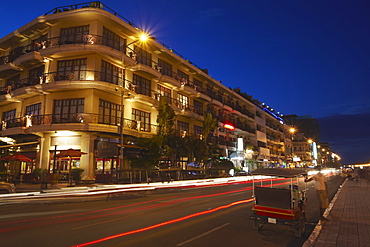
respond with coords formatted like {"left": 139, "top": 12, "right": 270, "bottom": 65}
{"left": 254, "top": 186, "right": 291, "bottom": 209}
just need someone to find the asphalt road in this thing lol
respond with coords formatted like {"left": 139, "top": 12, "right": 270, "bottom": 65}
{"left": 0, "top": 175, "right": 344, "bottom": 247}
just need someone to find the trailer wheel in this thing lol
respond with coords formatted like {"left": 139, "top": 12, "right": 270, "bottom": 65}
{"left": 253, "top": 220, "right": 263, "bottom": 230}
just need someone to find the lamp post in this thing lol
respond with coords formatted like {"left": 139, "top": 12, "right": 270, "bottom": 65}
{"left": 117, "top": 33, "right": 153, "bottom": 182}
{"left": 307, "top": 139, "right": 313, "bottom": 167}
{"left": 289, "top": 127, "right": 296, "bottom": 167}
{"left": 119, "top": 89, "right": 124, "bottom": 182}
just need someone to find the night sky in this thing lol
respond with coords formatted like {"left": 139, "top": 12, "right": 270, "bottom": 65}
{"left": 1, "top": 1, "right": 369, "bottom": 164}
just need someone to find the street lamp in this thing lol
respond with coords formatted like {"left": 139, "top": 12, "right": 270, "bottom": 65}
{"left": 126, "top": 33, "right": 154, "bottom": 48}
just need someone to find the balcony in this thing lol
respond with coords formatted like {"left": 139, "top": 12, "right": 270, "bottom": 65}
{"left": 0, "top": 113, "right": 158, "bottom": 136}
{"left": 157, "top": 74, "right": 181, "bottom": 88}
{"left": 14, "top": 51, "right": 43, "bottom": 68}
{"left": 0, "top": 56, "right": 22, "bottom": 78}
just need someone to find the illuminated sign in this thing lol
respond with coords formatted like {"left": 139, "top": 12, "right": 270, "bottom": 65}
{"left": 224, "top": 123, "right": 235, "bottom": 130}
{"left": 237, "top": 138, "right": 243, "bottom": 151}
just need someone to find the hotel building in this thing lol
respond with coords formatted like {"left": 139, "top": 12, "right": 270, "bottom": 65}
{"left": 0, "top": 2, "right": 288, "bottom": 182}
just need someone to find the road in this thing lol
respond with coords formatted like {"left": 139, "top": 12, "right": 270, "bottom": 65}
{"left": 0, "top": 175, "right": 344, "bottom": 247}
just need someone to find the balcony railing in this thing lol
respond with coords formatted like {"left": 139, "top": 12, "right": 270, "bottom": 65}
{"left": 1, "top": 113, "right": 157, "bottom": 133}
{"left": 3, "top": 70, "right": 129, "bottom": 90}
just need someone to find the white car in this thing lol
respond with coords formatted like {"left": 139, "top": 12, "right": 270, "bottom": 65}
{"left": 0, "top": 182, "right": 16, "bottom": 193}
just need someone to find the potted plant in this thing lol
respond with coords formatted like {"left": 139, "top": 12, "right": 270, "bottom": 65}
{"left": 70, "top": 168, "right": 84, "bottom": 185}
{"left": 32, "top": 168, "right": 46, "bottom": 183}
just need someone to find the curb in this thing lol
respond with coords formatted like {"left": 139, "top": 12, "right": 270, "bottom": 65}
{"left": 302, "top": 178, "right": 347, "bottom": 247}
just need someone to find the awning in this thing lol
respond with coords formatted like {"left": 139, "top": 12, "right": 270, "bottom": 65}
{"left": 0, "top": 141, "right": 39, "bottom": 149}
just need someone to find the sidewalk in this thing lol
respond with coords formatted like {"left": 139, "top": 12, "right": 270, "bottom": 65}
{"left": 14, "top": 181, "right": 97, "bottom": 192}
{"left": 304, "top": 178, "right": 370, "bottom": 247}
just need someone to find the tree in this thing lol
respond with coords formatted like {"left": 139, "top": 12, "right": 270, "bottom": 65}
{"left": 201, "top": 112, "right": 219, "bottom": 165}
{"left": 127, "top": 137, "right": 161, "bottom": 170}
{"left": 157, "top": 96, "right": 176, "bottom": 146}
{"left": 182, "top": 135, "right": 207, "bottom": 164}
{"left": 127, "top": 96, "right": 176, "bottom": 170}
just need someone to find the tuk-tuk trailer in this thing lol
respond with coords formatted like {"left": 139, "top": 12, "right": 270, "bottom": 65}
{"left": 249, "top": 168, "right": 307, "bottom": 237}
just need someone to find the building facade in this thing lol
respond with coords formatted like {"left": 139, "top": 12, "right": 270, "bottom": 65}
{"left": 0, "top": 2, "right": 290, "bottom": 182}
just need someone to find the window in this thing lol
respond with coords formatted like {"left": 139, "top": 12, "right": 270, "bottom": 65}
{"left": 103, "top": 27, "right": 124, "bottom": 51}
{"left": 193, "top": 100, "right": 203, "bottom": 115}
{"left": 158, "top": 85, "right": 171, "bottom": 99}
{"left": 135, "top": 46, "right": 152, "bottom": 67}
{"left": 194, "top": 125, "right": 203, "bottom": 139}
{"left": 2, "top": 109, "right": 16, "bottom": 121}
{"left": 206, "top": 85, "right": 214, "bottom": 99}
{"left": 177, "top": 69, "right": 189, "bottom": 85}
{"left": 158, "top": 59, "right": 172, "bottom": 77}
{"left": 57, "top": 58, "right": 86, "bottom": 81}
{"left": 177, "top": 121, "right": 189, "bottom": 137}
{"left": 26, "top": 103, "right": 41, "bottom": 116}
{"left": 133, "top": 74, "right": 151, "bottom": 96}
{"left": 6, "top": 74, "right": 20, "bottom": 90}
{"left": 217, "top": 92, "right": 224, "bottom": 103}
{"left": 177, "top": 93, "right": 189, "bottom": 109}
{"left": 101, "top": 60, "right": 124, "bottom": 85}
{"left": 99, "top": 99, "right": 122, "bottom": 125}
{"left": 29, "top": 66, "right": 44, "bottom": 85}
{"left": 2, "top": 109, "right": 16, "bottom": 129}
{"left": 25, "top": 103, "right": 41, "bottom": 126}
{"left": 53, "top": 98, "right": 84, "bottom": 123}
{"left": 193, "top": 78, "right": 203, "bottom": 91}
{"left": 32, "top": 34, "right": 48, "bottom": 50}
{"left": 60, "top": 25, "right": 89, "bottom": 44}
{"left": 132, "top": 109, "right": 150, "bottom": 132}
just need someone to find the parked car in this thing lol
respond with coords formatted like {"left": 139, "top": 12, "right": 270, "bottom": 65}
{"left": 0, "top": 182, "right": 16, "bottom": 194}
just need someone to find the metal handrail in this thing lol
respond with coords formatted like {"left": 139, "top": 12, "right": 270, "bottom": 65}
{"left": 0, "top": 113, "right": 158, "bottom": 134}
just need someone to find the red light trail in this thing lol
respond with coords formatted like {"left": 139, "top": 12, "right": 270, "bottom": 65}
{"left": 73, "top": 198, "right": 254, "bottom": 247}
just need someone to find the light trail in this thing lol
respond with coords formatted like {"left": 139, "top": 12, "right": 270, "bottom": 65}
{"left": 0, "top": 178, "right": 292, "bottom": 234}
{"left": 0, "top": 195, "right": 183, "bottom": 226}
{"left": 72, "top": 199, "right": 254, "bottom": 247}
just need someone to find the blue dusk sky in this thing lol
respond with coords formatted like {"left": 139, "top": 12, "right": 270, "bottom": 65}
{"left": 1, "top": 0, "right": 369, "bottom": 164}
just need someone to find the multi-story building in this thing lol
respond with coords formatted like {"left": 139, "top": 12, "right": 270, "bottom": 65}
{"left": 0, "top": 2, "right": 288, "bottom": 182}
{"left": 319, "top": 142, "right": 333, "bottom": 167}
{"left": 291, "top": 133, "right": 315, "bottom": 167}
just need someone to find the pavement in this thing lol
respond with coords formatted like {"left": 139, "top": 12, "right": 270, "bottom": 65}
{"left": 303, "top": 177, "right": 370, "bottom": 247}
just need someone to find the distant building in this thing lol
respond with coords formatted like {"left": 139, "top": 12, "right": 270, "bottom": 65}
{"left": 283, "top": 114, "right": 320, "bottom": 142}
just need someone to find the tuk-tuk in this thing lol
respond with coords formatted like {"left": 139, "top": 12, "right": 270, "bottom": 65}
{"left": 249, "top": 168, "right": 307, "bottom": 237}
